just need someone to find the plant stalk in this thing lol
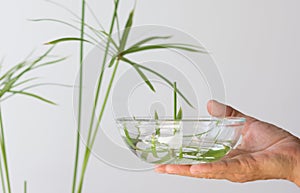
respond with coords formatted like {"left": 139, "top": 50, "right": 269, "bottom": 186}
{"left": 77, "top": 60, "right": 120, "bottom": 193}
{"left": 0, "top": 153, "right": 6, "bottom": 193}
{"left": 72, "top": 0, "right": 86, "bottom": 193}
{"left": 173, "top": 82, "right": 177, "bottom": 119}
{"left": 24, "top": 181, "right": 27, "bottom": 193}
{"left": 86, "top": 0, "right": 119, "bottom": 148}
{"left": 0, "top": 107, "right": 11, "bottom": 193}
{"left": 75, "top": 2, "right": 120, "bottom": 192}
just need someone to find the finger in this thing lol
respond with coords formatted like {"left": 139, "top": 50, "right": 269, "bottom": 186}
{"left": 207, "top": 100, "right": 247, "bottom": 118}
{"left": 155, "top": 164, "right": 195, "bottom": 177}
{"left": 155, "top": 165, "right": 166, "bottom": 173}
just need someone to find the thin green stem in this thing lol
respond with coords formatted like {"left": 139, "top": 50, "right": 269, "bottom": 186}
{"left": 71, "top": 0, "right": 85, "bottom": 193}
{"left": 85, "top": 0, "right": 119, "bottom": 147}
{"left": 0, "top": 107, "right": 11, "bottom": 193}
{"left": 0, "top": 148, "right": 6, "bottom": 193}
{"left": 77, "top": 60, "right": 120, "bottom": 193}
{"left": 24, "top": 181, "right": 27, "bottom": 193}
{"left": 173, "top": 82, "right": 177, "bottom": 119}
{"left": 75, "top": 1, "right": 120, "bottom": 192}
{"left": 91, "top": 59, "right": 119, "bottom": 151}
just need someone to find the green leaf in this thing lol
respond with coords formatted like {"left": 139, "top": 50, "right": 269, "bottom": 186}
{"left": 121, "top": 57, "right": 194, "bottom": 108}
{"left": 154, "top": 110, "right": 160, "bottom": 136}
{"left": 30, "top": 46, "right": 55, "bottom": 67}
{"left": 73, "top": 20, "right": 119, "bottom": 51}
{"left": 108, "top": 56, "right": 117, "bottom": 68}
{"left": 129, "top": 36, "right": 171, "bottom": 49}
{"left": 176, "top": 107, "right": 182, "bottom": 120}
{"left": 31, "top": 18, "right": 101, "bottom": 46}
{"left": 151, "top": 136, "right": 159, "bottom": 158}
{"left": 0, "top": 61, "right": 26, "bottom": 82}
{"left": 201, "top": 145, "right": 230, "bottom": 159}
{"left": 121, "top": 58, "right": 155, "bottom": 92}
{"left": 124, "top": 126, "right": 139, "bottom": 150}
{"left": 97, "top": 30, "right": 119, "bottom": 50}
{"left": 140, "top": 151, "right": 149, "bottom": 161}
{"left": 45, "top": 37, "right": 92, "bottom": 45}
{"left": 122, "top": 43, "right": 205, "bottom": 56}
{"left": 12, "top": 77, "right": 39, "bottom": 88}
{"left": 45, "top": 0, "right": 81, "bottom": 21}
{"left": 178, "top": 147, "right": 183, "bottom": 159}
{"left": 33, "top": 57, "right": 67, "bottom": 69}
{"left": 8, "top": 90, "right": 56, "bottom": 105}
{"left": 154, "top": 110, "right": 159, "bottom": 120}
{"left": 0, "top": 48, "right": 61, "bottom": 98}
{"left": 0, "top": 77, "right": 20, "bottom": 97}
{"left": 119, "top": 9, "right": 134, "bottom": 51}
{"left": 20, "top": 83, "right": 73, "bottom": 91}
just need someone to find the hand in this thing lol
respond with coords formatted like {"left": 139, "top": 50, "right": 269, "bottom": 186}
{"left": 155, "top": 100, "right": 300, "bottom": 186}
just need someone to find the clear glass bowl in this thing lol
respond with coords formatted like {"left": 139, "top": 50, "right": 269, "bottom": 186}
{"left": 116, "top": 117, "right": 245, "bottom": 164}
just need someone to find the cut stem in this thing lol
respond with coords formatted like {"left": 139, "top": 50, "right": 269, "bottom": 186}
{"left": 24, "top": 181, "right": 27, "bottom": 193}
{"left": 173, "top": 82, "right": 177, "bottom": 120}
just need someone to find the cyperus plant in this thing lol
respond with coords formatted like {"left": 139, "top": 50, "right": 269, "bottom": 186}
{"left": 0, "top": 46, "right": 65, "bottom": 193}
{"left": 42, "top": 0, "right": 205, "bottom": 192}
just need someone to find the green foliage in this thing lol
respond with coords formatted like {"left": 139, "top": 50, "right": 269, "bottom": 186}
{"left": 0, "top": 47, "right": 63, "bottom": 193}
{"left": 40, "top": 1, "right": 205, "bottom": 192}
{"left": 0, "top": 47, "right": 62, "bottom": 103}
{"left": 46, "top": 37, "right": 91, "bottom": 45}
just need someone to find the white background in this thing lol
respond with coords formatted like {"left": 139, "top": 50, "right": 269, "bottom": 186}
{"left": 0, "top": 0, "right": 299, "bottom": 192}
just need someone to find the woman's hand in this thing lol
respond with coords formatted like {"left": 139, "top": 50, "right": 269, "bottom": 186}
{"left": 155, "top": 100, "right": 300, "bottom": 186}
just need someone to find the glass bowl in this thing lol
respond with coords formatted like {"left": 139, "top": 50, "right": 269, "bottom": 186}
{"left": 116, "top": 117, "right": 245, "bottom": 164}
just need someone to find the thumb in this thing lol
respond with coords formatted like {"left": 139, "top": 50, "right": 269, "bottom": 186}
{"left": 207, "top": 100, "right": 247, "bottom": 118}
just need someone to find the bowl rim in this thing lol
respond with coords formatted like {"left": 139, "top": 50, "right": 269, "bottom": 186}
{"left": 116, "top": 116, "right": 246, "bottom": 124}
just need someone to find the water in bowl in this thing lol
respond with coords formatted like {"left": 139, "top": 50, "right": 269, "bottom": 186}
{"left": 121, "top": 125, "right": 232, "bottom": 164}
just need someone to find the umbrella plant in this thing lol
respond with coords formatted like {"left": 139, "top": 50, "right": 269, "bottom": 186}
{"left": 0, "top": 46, "right": 65, "bottom": 193}
{"left": 41, "top": 0, "right": 205, "bottom": 192}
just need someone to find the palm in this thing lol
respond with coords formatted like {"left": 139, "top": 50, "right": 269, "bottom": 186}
{"left": 237, "top": 119, "right": 292, "bottom": 152}
{"left": 220, "top": 118, "right": 299, "bottom": 182}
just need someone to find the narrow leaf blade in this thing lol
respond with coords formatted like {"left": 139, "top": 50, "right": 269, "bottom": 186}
{"left": 130, "top": 36, "right": 171, "bottom": 49}
{"left": 108, "top": 56, "right": 117, "bottom": 68}
{"left": 176, "top": 107, "right": 182, "bottom": 120}
{"left": 121, "top": 57, "right": 194, "bottom": 108}
{"left": 154, "top": 111, "right": 159, "bottom": 120}
{"left": 8, "top": 90, "right": 56, "bottom": 105}
{"left": 121, "top": 58, "right": 155, "bottom": 92}
{"left": 119, "top": 9, "right": 134, "bottom": 51}
{"left": 45, "top": 37, "right": 91, "bottom": 45}
{"left": 122, "top": 43, "right": 205, "bottom": 56}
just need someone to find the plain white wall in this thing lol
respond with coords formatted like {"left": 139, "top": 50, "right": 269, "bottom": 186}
{"left": 1, "top": 0, "right": 299, "bottom": 192}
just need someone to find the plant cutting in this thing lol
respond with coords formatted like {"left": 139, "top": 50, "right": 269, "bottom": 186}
{"left": 117, "top": 82, "right": 245, "bottom": 164}
{"left": 0, "top": 46, "right": 65, "bottom": 193}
